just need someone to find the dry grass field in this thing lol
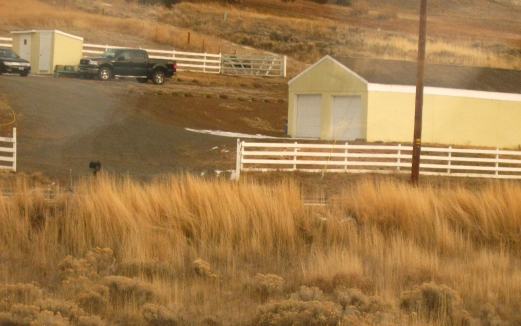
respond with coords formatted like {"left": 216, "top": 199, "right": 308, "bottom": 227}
{"left": 1, "top": 0, "right": 521, "bottom": 325}
{"left": 0, "top": 172, "right": 521, "bottom": 325}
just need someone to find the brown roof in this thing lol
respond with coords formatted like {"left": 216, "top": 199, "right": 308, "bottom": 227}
{"left": 332, "top": 56, "right": 521, "bottom": 94}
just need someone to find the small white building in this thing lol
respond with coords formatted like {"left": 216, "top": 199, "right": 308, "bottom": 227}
{"left": 10, "top": 29, "right": 83, "bottom": 74}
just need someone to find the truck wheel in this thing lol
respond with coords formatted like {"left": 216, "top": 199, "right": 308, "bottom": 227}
{"left": 137, "top": 78, "right": 148, "bottom": 83}
{"left": 152, "top": 71, "right": 165, "bottom": 85}
{"left": 98, "top": 67, "right": 112, "bottom": 81}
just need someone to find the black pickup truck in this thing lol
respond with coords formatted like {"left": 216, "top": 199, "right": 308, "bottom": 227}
{"left": 78, "top": 48, "right": 176, "bottom": 85}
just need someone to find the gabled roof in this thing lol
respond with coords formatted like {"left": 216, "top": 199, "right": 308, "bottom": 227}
{"left": 332, "top": 56, "right": 521, "bottom": 94}
{"left": 10, "top": 29, "right": 83, "bottom": 41}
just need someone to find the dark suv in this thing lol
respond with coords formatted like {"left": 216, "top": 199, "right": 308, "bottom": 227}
{"left": 0, "top": 47, "right": 31, "bottom": 77}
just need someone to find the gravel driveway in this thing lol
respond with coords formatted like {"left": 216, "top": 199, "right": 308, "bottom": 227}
{"left": 0, "top": 74, "right": 284, "bottom": 184}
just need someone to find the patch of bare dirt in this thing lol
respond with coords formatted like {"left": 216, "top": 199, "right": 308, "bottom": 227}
{"left": 119, "top": 71, "right": 290, "bottom": 137}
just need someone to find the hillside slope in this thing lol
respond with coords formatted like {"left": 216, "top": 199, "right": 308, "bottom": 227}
{"left": 1, "top": 0, "right": 520, "bottom": 72}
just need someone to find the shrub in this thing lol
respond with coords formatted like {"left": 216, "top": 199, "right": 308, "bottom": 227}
{"left": 0, "top": 283, "right": 43, "bottom": 310}
{"left": 400, "top": 282, "right": 471, "bottom": 325}
{"left": 84, "top": 248, "right": 117, "bottom": 278}
{"left": 37, "top": 298, "right": 86, "bottom": 323}
{"left": 78, "top": 315, "right": 106, "bottom": 326}
{"left": 289, "top": 286, "right": 324, "bottom": 302}
{"left": 251, "top": 300, "right": 343, "bottom": 326}
{"left": 104, "top": 276, "right": 156, "bottom": 307}
{"left": 0, "top": 304, "right": 70, "bottom": 326}
{"left": 58, "top": 248, "right": 115, "bottom": 282}
{"left": 76, "top": 287, "right": 109, "bottom": 315}
{"left": 332, "top": 272, "right": 375, "bottom": 293}
{"left": 142, "top": 303, "right": 187, "bottom": 326}
{"left": 250, "top": 274, "right": 285, "bottom": 303}
{"left": 193, "top": 258, "right": 211, "bottom": 277}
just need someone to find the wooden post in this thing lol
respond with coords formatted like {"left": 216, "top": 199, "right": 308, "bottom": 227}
{"left": 235, "top": 139, "right": 241, "bottom": 180}
{"left": 411, "top": 0, "right": 428, "bottom": 185}
{"left": 187, "top": 32, "right": 191, "bottom": 45}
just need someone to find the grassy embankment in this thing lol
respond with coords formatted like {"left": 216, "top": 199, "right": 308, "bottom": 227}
{"left": 1, "top": 172, "right": 521, "bottom": 325}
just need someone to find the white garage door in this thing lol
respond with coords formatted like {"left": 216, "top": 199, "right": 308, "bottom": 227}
{"left": 331, "top": 96, "right": 362, "bottom": 141}
{"left": 296, "top": 94, "right": 322, "bottom": 138}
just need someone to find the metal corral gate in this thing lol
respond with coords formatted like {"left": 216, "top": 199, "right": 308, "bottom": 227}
{"left": 221, "top": 54, "right": 286, "bottom": 77}
{"left": 235, "top": 139, "right": 521, "bottom": 180}
{"left": 0, "top": 128, "right": 16, "bottom": 172}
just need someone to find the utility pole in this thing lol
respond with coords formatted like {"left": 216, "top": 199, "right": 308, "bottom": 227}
{"left": 411, "top": 0, "right": 428, "bottom": 184}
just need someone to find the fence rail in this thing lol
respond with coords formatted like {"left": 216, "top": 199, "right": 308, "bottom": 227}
{"left": 1, "top": 38, "right": 285, "bottom": 76}
{"left": 235, "top": 140, "right": 521, "bottom": 180}
{"left": 0, "top": 37, "right": 12, "bottom": 48}
{"left": 83, "top": 43, "right": 222, "bottom": 74}
{"left": 0, "top": 128, "right": 17, "bottom": 172}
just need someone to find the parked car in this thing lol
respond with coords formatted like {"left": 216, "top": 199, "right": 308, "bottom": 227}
{"left": 0, "top": 47, "right": 31, "bottom": 77}
{"left": 78, "top": 48, "right": 176, "bottom": 85}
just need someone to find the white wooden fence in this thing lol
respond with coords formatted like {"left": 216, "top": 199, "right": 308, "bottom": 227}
{"left": 0, "top": 37, "right": 12, "bottom": 48}
{"left": 1, "top": 37, "right": 285, "bottom": 76}
{"left": 2, "top": 37, "right": 286, "bottom": 76}
{"left": 83, "top": 43, "right": 222, "bottom": 74}
{"left": 0, "top": 128, "right": 17, "bottom": 172}
{"left": 235, "top": 139, "right": 521, "bottom": 180}
{"left": 83, "top": 43, "right": 286, "bottom": 76}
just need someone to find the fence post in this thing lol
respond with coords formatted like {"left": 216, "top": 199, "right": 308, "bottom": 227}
{"left": 447, "top": 146, "right": 452, "bottom": 174}
{"left": 283, "top": 56, "right": 287, "bottom": 78}
{"left": 495, "top": 148, "right": 499, "bottom": 176}
{"left": 293, "top": 142, "right": 297, "bottom": 171}
{"left": 203, "top": 53, "right": 207, "bottom": 73}
{"left": 344, "top": 142, "right": 348, "bottom": 171}
{"left": 235, "top": 139, "right": 242, "bottom": 180}
{"left": 396, "top": 144, "right": 401, "bottom": 171}
{"left": 218, "top": 53, "right": 222, "bottom": 74}
{"left": 13, "top": 128, "right": 16, "bottom": 172}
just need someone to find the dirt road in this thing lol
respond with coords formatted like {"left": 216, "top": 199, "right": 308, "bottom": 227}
{"left": 0, "top": 73, "right": 289, "bottom": 184}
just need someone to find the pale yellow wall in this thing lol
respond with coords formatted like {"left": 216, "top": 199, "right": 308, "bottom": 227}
{"left": 11, "top": 34, "right": 20, "bottom": 53}
{"left": 10, "top": 33, "right": 39, "bottom": 68}
{"left": 367, "top": 90, "right": 521, "bottom": 149}
{"left": 31, "top": 34, "right": 41, "bottom": 72}
{"left": 288, "top": 57, "right": 368, "bottom": 139}
{"left": 52, "top": 32, "right": 83, "bottom": 67}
